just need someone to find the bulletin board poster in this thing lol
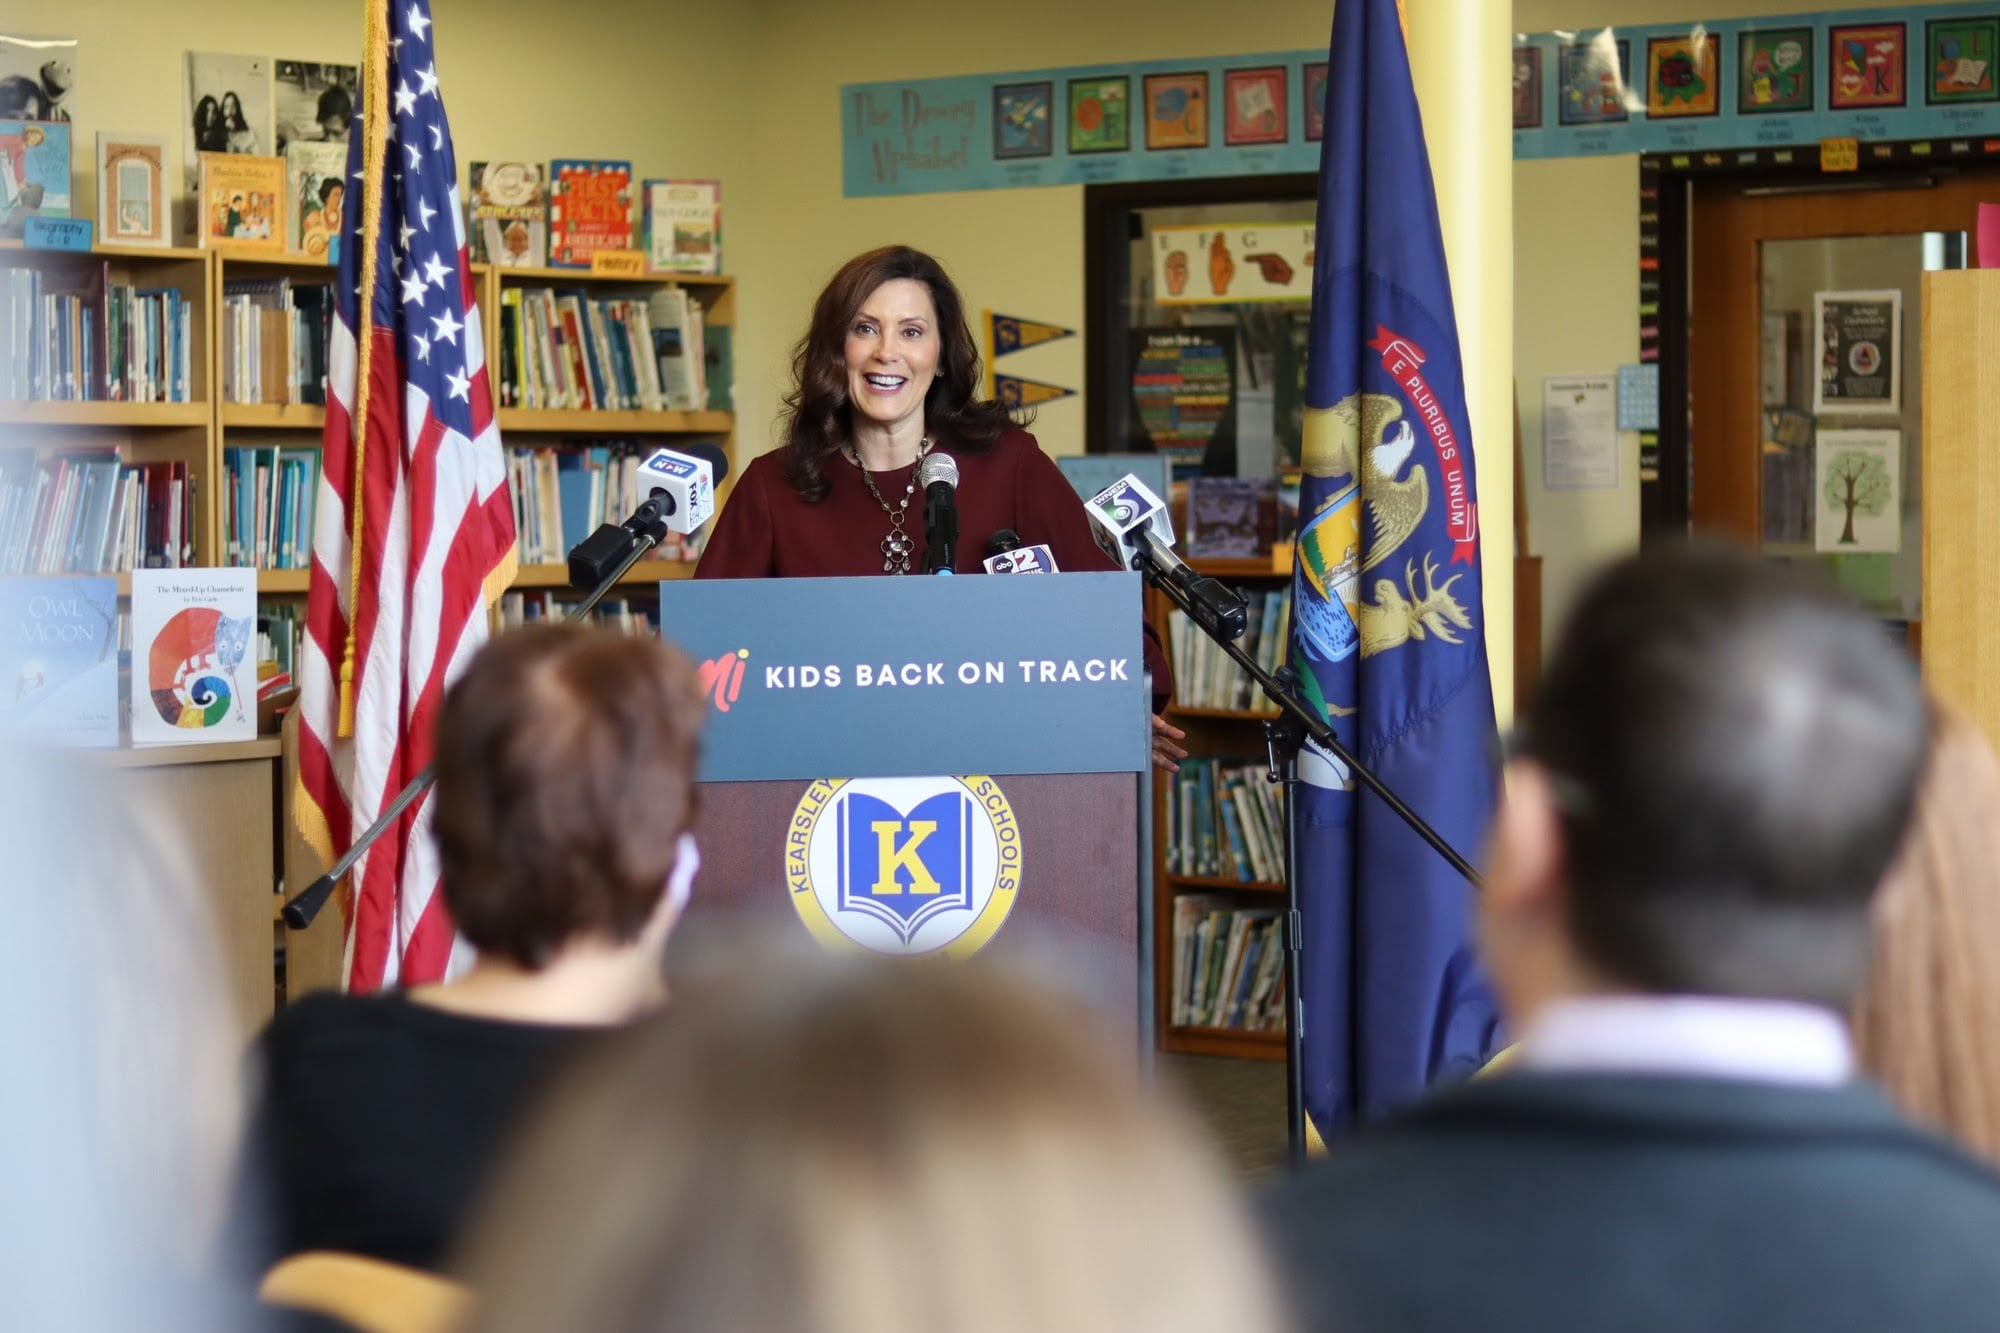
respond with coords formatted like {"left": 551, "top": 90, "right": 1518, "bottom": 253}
{"left": 1813, "top": 288, "right": 1903, "bottom": 415}
{"left": 1151, "top": 222, "right": 1315, "bottom": 305}
{"left": 841, "top": 5, "right": 2000, "bottom": 196}
{"left": 1131, "top": 327, "right": 1237, "bottom": 463}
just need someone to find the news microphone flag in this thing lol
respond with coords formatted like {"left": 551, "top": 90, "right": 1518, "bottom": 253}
{"left": 296, "top": 0, "right": 518, "bottom": 991}
{"left": 1288, "top": 0, "right": 1503, "bottom": 1141}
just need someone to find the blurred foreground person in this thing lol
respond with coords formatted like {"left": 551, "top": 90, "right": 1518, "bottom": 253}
{"left": 0, "top": 751, "right": 262, "bottom": 1331}
{"left": 235, "top": 624, "right": 707, "bottom": 1274}
{"left": 457, "top": 961, "right": 1291, "bottom": 1333}
{"left": 1854, "top": 704, "right": 2000, "bottom": 1164}
{"left": 1267, "top": 545, "right": 2000, "bottom": 1333}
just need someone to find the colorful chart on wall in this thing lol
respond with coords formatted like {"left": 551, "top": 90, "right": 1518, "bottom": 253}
{"left": 1150, "top": 222, "right": 1314, "bottom": 305}
{"left": 839, "top": 4, "right": 2000, "bottom": 197}
{"left": 1130, "top": 327, "right": 1236, "bottom": 465}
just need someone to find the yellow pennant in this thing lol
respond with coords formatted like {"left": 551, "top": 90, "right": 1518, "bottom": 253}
{"left": 990, "top": 312, "right": 1075, "bottom": 357}
{"left": 995, "top": 374, "right": 1076, "bottom": 409}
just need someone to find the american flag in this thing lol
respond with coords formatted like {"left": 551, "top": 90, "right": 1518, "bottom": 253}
{"left": 296, "top": 0, "right": 517, "bottom": 991}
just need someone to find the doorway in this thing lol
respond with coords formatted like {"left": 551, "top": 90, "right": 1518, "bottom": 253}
{"left": 1684, "top": 168, "right": 2000, "bottom": 645}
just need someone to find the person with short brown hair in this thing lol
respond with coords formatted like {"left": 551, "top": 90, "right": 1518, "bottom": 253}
{"left": 231, "top": 624, "right": 707, "bottom": 1277}
{"left": 456, "top": 960, "right": 1292, "bottom": 1333}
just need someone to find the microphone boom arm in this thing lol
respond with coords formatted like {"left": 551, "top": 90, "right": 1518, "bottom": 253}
{"left": 1138, "top": 560, "right": 1482, "bottom": 890}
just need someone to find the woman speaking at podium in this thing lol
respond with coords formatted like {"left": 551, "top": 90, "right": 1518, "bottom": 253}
{"left": 694, "top": 245, "right": 1184, "bottom": 768}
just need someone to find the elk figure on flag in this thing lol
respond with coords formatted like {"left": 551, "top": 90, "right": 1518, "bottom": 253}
{"left": 296, "top": 0, "right": 518, "bottom": 991}
{"left": 1286, "top": 0, "right": 1505, "bottom": 1142}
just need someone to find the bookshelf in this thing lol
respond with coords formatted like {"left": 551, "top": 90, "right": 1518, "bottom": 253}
{"left": 2, "top": 242, "right": 737, "bottom": 643}
{"left": 1, "top": 241, "right": 216, "bottom": 569}
{"left": 1152, "top": 550, "right": 1296, "bottom": 1063}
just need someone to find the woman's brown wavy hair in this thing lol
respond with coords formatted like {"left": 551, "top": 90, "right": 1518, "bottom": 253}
{"left": 780, "top": 246, "right": 1022, "bottom": 502}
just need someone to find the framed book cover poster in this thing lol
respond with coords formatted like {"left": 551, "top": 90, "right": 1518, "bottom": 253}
{"left": 1813, "top": 288, "right": 1902, "bottom": 416}
{"left": 1144, "top": 72, "right": 1209, "bottom": 150}
{"left": 1303, "top": 62, "right": 1328, "bottom": 141}
{"left": 286, "top": 140, "right": 346, "bottom": 259}
{"left": 992, "top": 81, "right": 1052, "bottom": 159}
{"left": 1739, "top": 28, "right": 1814, "bottom": 114}
{"left": 1559, "top": 38, "right": 1631, "bottom": 125}
{"left": 1830, "top": 23, "right": 1907, "bottom": 110}
{"left": 1927, "top": 16, "right": 1999, "bottom": 106}
{"left": 98, "top": 133, "right": 169, "bottom": 247}
{"left": 1223, "top": 67, "right": 1287, "bottom": 146}
{"left": 1646, "top": 33, "right": 1721, "bottom": 118}
{"left": 1067, "top": 75, "right": 1129, "bottom": 154}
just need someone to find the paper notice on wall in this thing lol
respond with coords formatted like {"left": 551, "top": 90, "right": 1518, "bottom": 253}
{"left": 1542, "top": 373, "right": 1619, "bottom": 490}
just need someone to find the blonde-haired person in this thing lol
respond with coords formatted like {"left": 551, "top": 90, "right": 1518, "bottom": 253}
{"left": 1853, "top": 703, "right": 2000, "bottom": 1164}
{"left": 455, "top": 961, "right": 1292, "bottom": 1333}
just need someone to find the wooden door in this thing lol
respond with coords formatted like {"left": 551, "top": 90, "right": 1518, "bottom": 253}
{"left": 1690, "top": 170, "right": 2000, "bottom": 642}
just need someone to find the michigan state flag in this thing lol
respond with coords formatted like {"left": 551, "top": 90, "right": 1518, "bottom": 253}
{"left": 1288, "top": 0, "right": 1503, "bottom": 1140}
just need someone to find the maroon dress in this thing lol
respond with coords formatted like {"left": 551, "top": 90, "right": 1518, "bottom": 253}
{"left": 695, "top": 427, "right": 1173, "bottom": 708}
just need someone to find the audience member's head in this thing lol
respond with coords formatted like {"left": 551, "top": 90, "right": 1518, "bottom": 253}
{"left": 1484, "top": 544, "right": 1928, "bottom": 1023}
{"left": 457, "top": 961, "right": 1290, "bottom": 1333}
{"left": 0, "top": 751, "right": 250, "bottom": 1330}
{"left": 1854, "top": 704, "right": 2000, "bottom": 1162}
{"left": 431, "top": 624, "right": 706, "bottom": 973}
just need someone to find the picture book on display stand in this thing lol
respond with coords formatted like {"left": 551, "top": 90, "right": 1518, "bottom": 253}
{"left": 0, "top": 578, "right": 119, "bottom": 748}
{"left": 130, "top": 568, "right": 257, "bottom": 746}
{"left": 97, "top": 133, "right": 171, "bottom": 248}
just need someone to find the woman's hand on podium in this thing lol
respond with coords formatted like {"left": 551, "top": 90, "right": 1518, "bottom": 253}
{"left": 1151, "top": 714, "right": 1188, "bottom": 774}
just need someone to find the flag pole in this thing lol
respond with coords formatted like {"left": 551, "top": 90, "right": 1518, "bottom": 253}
{"left": 336, "top": 0, "right": 394, "bottom": 738}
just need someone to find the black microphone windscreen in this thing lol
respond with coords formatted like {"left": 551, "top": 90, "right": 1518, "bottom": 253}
{"left": 986, "top": 529, "right": 1023, "bottom": 556}
{"left": 686, "top": 441, "right": 732, "bottom": 485}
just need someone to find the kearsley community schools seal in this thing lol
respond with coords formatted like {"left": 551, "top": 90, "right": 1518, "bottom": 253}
{"left": 787, "top": 775, "right": 1021, "bottom": 958}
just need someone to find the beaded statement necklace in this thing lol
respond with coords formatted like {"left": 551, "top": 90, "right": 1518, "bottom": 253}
{"left": 846, "top": 437, "right": 933, "bottom": 574}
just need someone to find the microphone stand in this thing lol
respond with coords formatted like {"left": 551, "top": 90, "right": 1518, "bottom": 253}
{"left": 1136, "top": 555, "right": 1482, "bottom": 1168}
{"left": 280, "top": 496, "right": 678, "bottom": 931}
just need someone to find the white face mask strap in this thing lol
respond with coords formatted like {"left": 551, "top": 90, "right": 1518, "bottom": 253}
{"left": 663, "top": 832, "right": 701, "bottom": 921}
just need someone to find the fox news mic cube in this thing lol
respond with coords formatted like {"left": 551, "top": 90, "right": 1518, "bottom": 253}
{"left": 657, "top": 573, "right": 1155, "bottom": 1055}
{"left": 637, "top": 447, "right": 716, "bottom": 530}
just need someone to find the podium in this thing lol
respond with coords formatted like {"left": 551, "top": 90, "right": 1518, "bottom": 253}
{"left": 657, "top": 572, "right": 1154, "bottom": 1051}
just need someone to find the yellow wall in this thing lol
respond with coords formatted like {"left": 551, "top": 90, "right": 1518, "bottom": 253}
{"left": 8, "top": 0, "right": 757, "bottom": 239}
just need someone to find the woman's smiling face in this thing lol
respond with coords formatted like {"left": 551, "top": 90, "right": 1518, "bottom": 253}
{"left": 844, "top": 278, "right": 940, "bottom": 435}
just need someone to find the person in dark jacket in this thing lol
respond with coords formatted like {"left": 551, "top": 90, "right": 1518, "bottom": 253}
{"left": 1266, "top": 544, "right": 2000, "bottom": 1333}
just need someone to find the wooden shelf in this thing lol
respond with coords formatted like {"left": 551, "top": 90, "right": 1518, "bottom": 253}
{"left": 1161, "top": 1026, "right": 1286, "bottom": 1060}
{"left": 0, "top": 400, "right": 208, "bottom": 427}
{"left": 222, "top": 403, "right": 327, "bottom": 429}
{"left": 215, "top": 254, "right": 336, "bottom": 274}
{"left": 258, "top": 569, "right": 311, "bottom": 594}
{"left": 1167, "top": 874, "right": 1285, "bottom": 893}
{"left": 0, "top": 240, "right": 207, "bottom": 263}
{"left": 1167, "top": 705, "right": 1280, "bottom": 721}
{"left": 498, "top": 408, "right": 732, "bottom": 434}
{"left": 507, "top": 559, "right": 698, "bottom": 589}
{"left": 492, "top": 266, "right": 732, "bottom": 290}
{"left": 90, "top": 737, "right": 284, "bottom": 768}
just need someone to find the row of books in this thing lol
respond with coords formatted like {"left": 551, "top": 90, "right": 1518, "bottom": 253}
{"left": 498, "top": 591, "right": 656, "bottom": 637}
{"left": 0, "top": 264, "right": 195, "bottom": 403}
{"left": 220, "top": 278, "right": 334, "bottom": 405}
{"left": 1166, "top": 586, "right": 1291, "bottom": 713}
{"left": 496, "top": 286, "right": 717, "bottom": 413}
{"left": 468, "top": 163, "right": 721, "bottom": 275}
{"left": 506, "top": 444, "right": 709, "bottom": 566}
{"left": 224, "top": 447, "right": 319, "bottom": 570}
{"left": 1170, "top": 897, "right": 1286, "bottom": 1032}
{"left": 0, "top": 452, "right": 195, "bottom": 575}
{"left": 1167, "top": 757, "right": 1288, "bottom": 885}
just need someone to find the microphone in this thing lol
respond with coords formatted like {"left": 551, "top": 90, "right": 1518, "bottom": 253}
{"left": 1084, "top": 473, "right": 1246, "bottom": 640}
{"left": 982, "top": 529, "right": 1060, "bottom": 575}
{"left": 567, "top": 442, "right": 730, "bottom": 589}
{"left": 919, "top": 451, "right": 959, "bottom": 575}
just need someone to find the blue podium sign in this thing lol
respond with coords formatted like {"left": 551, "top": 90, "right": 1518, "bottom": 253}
{"left": 659, "top": 573, "right": 1150, "bottom": 782}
